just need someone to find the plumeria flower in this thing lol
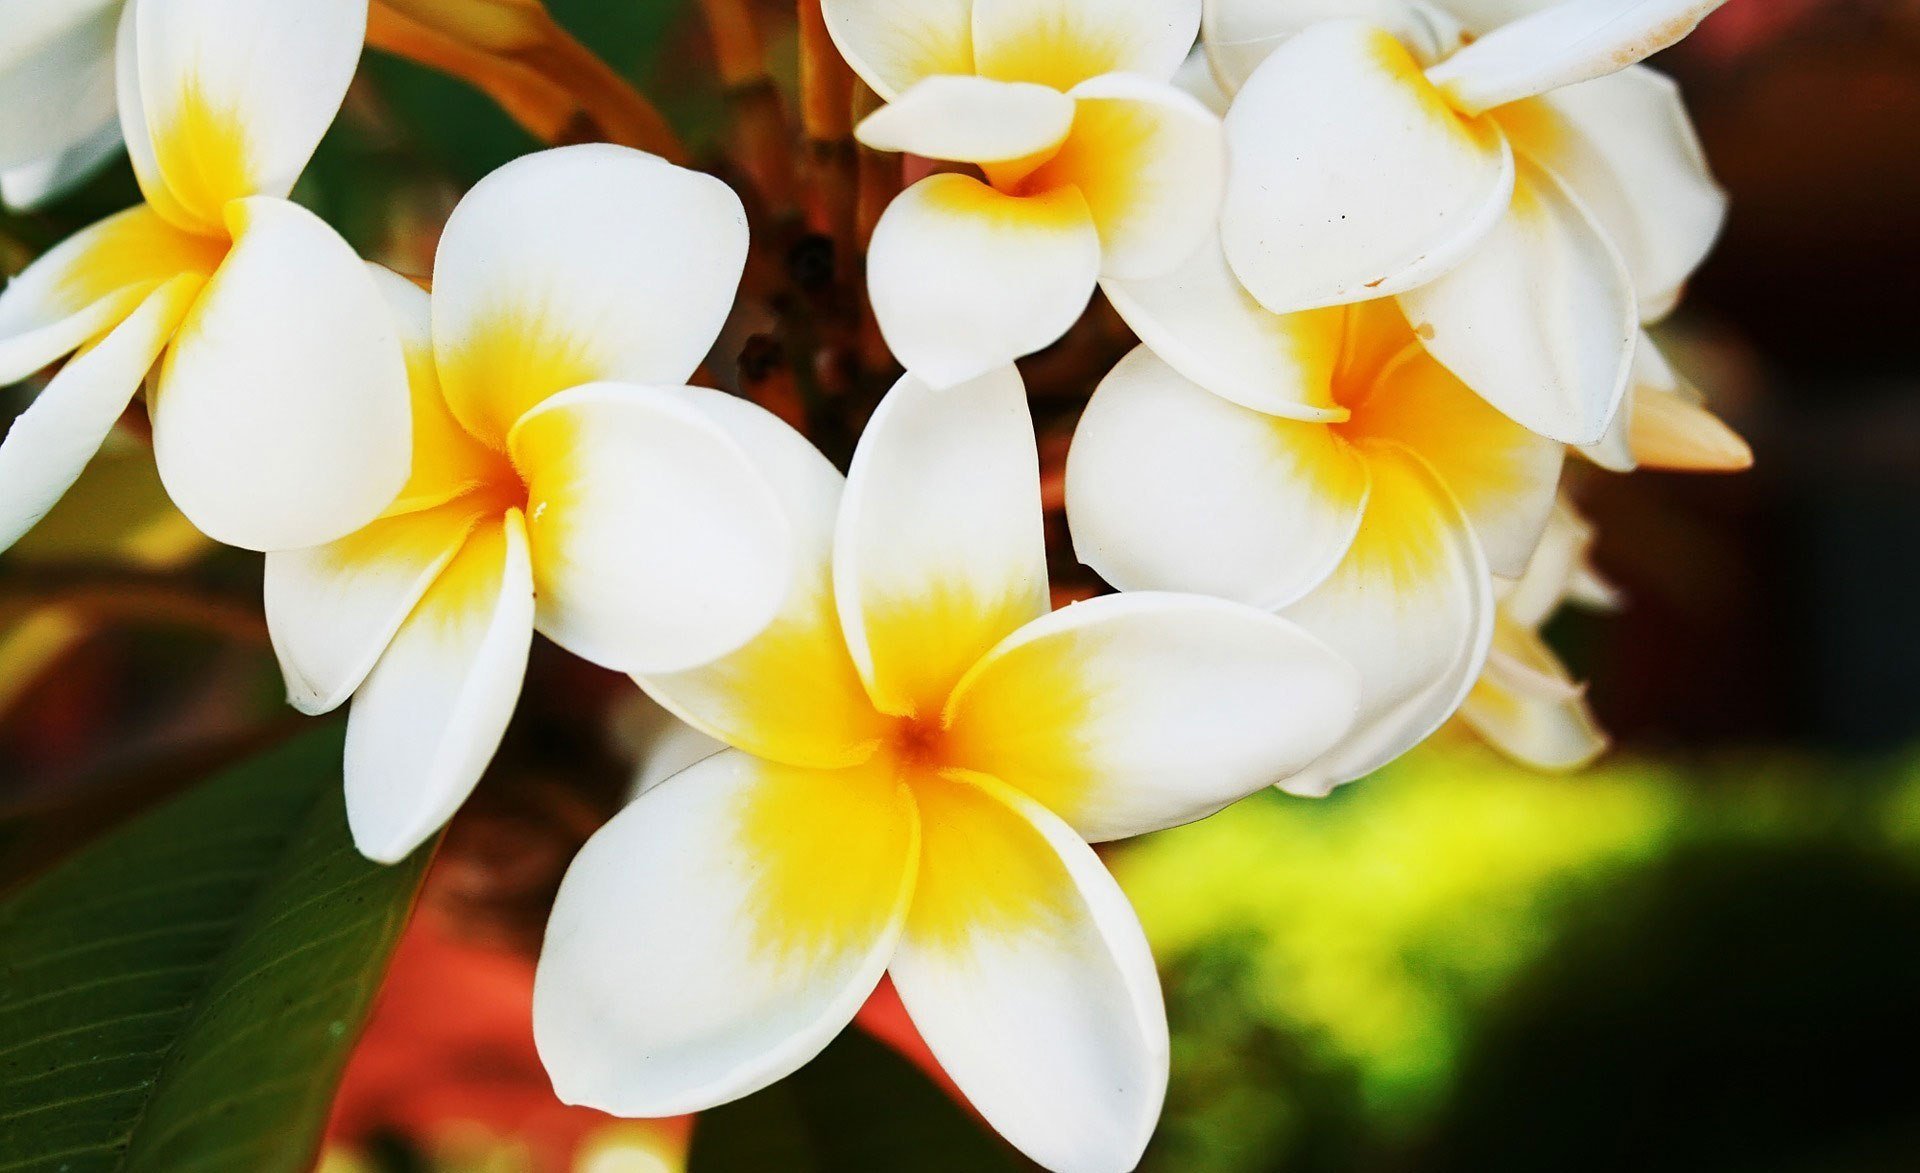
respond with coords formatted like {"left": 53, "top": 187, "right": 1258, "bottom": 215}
{"left": 1582, "top": 330, "right": 1751, "bottom": 473}
{"left": 0, "top": 0, "right": 124, "bottom": 208}
{"left": 1206, "top": 0, "right": 1729, "bottom": 444}
{"left": 0, "top": 0, "right": 413, "bottom": 553}
{"left": 533, "top": 367, "right": 1361, "bottom": 1172}
{"left": 824, "top": 0, "right": 1226, "bottom": 388}
{"left": 1459, "top": 497, "right": 1617, "bottom": 770}
{"left": 264, "top": 145, "right": 798, "bottom": 864}
{"left": 1067, "top": 270, "right": 1565, "bottom": 794}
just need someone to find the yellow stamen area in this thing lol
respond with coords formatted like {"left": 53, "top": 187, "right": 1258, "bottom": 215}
{"left": 409, "top": 510, "right": 519, "bottom": 635}
{"left": 53, "top": 208, "right": 228, "bottom": 317}
{"left": 151, "top": 77, "right": 256, "bottom": 235}
{"left": 1373, "top": 30, "right": 1507, "bottom": 161}
{"left": 976, "top": 12, "right": 1140, "bottom": 93}
{"left": 905, "top": 771, "right": 1076, "bottom": 952}
{"left": 436, "top": 307, "right": 608, "bottom": 450}
{"left": 996, "top": 96, "right": 1158, "bottom": 250}
{"left": 859, "top": 581, "right": 1045, "bottom": 720}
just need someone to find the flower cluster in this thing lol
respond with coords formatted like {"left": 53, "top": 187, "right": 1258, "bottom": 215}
{"left": 0, "top": 0, "right": 1746, "bottom": 1169}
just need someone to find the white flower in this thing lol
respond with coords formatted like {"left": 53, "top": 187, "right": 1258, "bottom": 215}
{"left": 533, "top": 366, "right": 1360, "bottom": 1173}
{"left": 263, "top": 146, "right": 798, "bottom": 864}
{"left": 825, "top": 0, "right": 1226, "bottom": 388}
{"left": 0, "top": 0, "right": 123, "bottom": 209}
{"left": 1207, "top": 0, "right": 1729, "bottom": 443}
{"left": 0, "top": 0, "right": 414, "bottom": 553}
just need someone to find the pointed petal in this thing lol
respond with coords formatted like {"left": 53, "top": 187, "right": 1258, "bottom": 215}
{"left": 821, "top": 0, "right": 974, "bottom": 101}
{"left": 1029, "top": 74, "right": 1225, "bottom": 281}
{"left": 891, "top": 770, "right": 1166, "bottom": 1173}
{"left": 1630, "top": 380, "right": 1751, "bottom": 471}
{"left": 150, "top": 197, "right": 413, "bottom": 552}
{"left": 1501, "top": 496, "right": 1598, "bottom": 629}
{"left": 637, "top": 388, "right": 889, "bottom": 770}
{"left": 856, "top": 75, "right": 1074, "bottom": 165}
{"left": 1222, "top": 20, "right": 1514, "bottom": 312}
{"left": 1101, "top": 237, "right": 1346, "bottom": 422}
{"left": 432, "top": 145, "right": 750, "bottom": 448}
{"left": 535, "top": 750, "right": 919, "bottom": 1115}
{"left": 974, "top": 0, "right": 1199, "bottom": 90}
{"left": 836, "top": 367, "right": 1049, "bottom": 717}
{"left": 1353, "top": 326, "right": 1566, "bottom": 576}
{"left": 1426, "top": 0, "right": 1729, "bottom": 115}
{"left": 509, "top": 383, "right": 793, "bottom": 675}
{"left": 1066, "top": 348, "right": 1367, "bottom": 610}
{"left": 867, "top": 173, "right": 1100, "bottom": 390}
{"left": 945, "top": 593, "right": 1360, "bottom": 841}
{"left": 1202, "top": 0, "right": 1464, "bottom": 92}
{"left": 264, "top": 498, "right": 487, "bottom": 717}
{"left": 0, "top": 2, "right": 118, "bottom": 175}
{"left": 128, "top": 0, "right": 369, "bottom": 233}
{"left": 0, "top": 275, "right": 199, "bottom": 554}
{"left": 344, "top": 510, "right": 535, "bottom": 864}
{"left": 1496, "top": 68, "right": 1725, "bottom": 321}
{"left": 1399, "top": 159, "right": 1637, "bottom": 447}
{"left": 0, "top": 205, "right": 224, "bottom": 384}
{"left": 1280, "top": 445, "right": 1496, "bottom": 793}
{"left": 1461, "top": 621, "right": 1607, "bottom": 771}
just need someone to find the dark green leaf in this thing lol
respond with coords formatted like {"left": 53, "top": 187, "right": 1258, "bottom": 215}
{"left": 0, "top": 726, "right": 431, "bottom": 1172}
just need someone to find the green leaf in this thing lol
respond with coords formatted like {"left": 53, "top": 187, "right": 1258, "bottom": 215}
{"left": 0, "top": 727, "right": 431, "bottom": 1172}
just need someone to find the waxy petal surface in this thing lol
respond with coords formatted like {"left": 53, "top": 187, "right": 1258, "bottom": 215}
{"left": 973, "top": 0, "right": 1199, "bottom": 90}
{"left": 855, "top": 75, "right": 1074, "bottom": 165}
{"left": 821, "top": 0, "right": 974, "bottom": 101}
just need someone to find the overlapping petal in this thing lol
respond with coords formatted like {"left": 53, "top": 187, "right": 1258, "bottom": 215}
{"left": 1222, "top": 20, "right": 1513, "bottom": 312}
{"left": 125, "top": 0, "right": 370, "bottom": 234}
{"left": 1280, "top": 445, "right": 1495, "bottom": 794}
{"left": 973, "top": 0, "right": 1200, "bottom": 91}
{"left": 1426, "top": 0, "right": 1730, "bottom": 115}
{"left": 0, "top": 1, "right": 119, "bottom": 181}
{"left": 890, "top": 770, "right": 1165, "bottom": 1173}
{"left": 835, "top": 367, "right": 1048, "bottom": 717}
{"left": 638, "top": 388, "right": 891, "bottom": 770}
{"left": 1398, "top": 160, "right": 1635, "bottom": 447}
{"left": 821, "top": 0, "right": 974, "bottom": 101}
{"left": 0, "top": 275, "right": 200, "bottom": 553}
{"left": 1496, "top": 68, "right": 1725, "bottom": 321}
{"left": 1461, "top": 620, "right": 1607, "bottom": 770}
{"left": 854, "top": 75, "right": 1074, "bottom": 164}
{"left": 944, "top": 592, "right": 1362, "bottom": 841}
{"left": 508, "top": 383, "right": 793, "bottom": 676}
{"left": 432, "top": 145, "right": 750, "bottom": 447}
{"left": 1066, "top": 348, "right": 1366, "bottom": 609}
{"left": 866, "top": 174, "right": 1100, "bottom": 390}
{"left": 344, "top": 511, "right": 535, "bottom": 864}
{"left": 1202, "top": 0, "right": 1464, "bottom": 92}
{"left": 149, "top": 197, "right": 413, "bottom": 552}
{"left": 535, "top": 750, "right": 919, "bottom": 1116}
{"left": 1582, "top": 332, "right": 1750, "bottom": 473}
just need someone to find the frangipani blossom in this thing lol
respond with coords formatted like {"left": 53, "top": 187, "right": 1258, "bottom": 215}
{"left": 1459, "top": 498, "right": 1617, "bottom": 770}
{"left": 825, "top": 0, "right": 1225, "bottom": 388}
{"left": 1583, "top": 329, "right": 1752, "bottom": 473}
{"left": 0, "top": 0, "right": 124, "bottom": 209}
{"left": 1068, "top": 275, "right": 1564, "bottom": 794}
{"left": 534, "top": 367, "right": 1361, "bottom": 1172}
{"left": 1208, "top": 0, "right": 1729, "bottom": 444}
{"left": 265, "top": 145, "right": 797, "bottom": 865}
{"left": 0, "top": 0, "right": 413, "bottom": 553}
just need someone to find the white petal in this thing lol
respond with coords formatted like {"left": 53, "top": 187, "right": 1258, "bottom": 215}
{"left": 614, "top": 694, "right": 728, "bottom": 798}
{"left": 821, "top": 0, "right": 975, "bottom": 101}
{"left": 867, "top": 173, "right": 1100, "bottom": 390}
{"left": 1203, "top": 0, "right": 1464, "bottom": 93}
{"left": 945, "top": 592, "right": 1361, "bottom": 841}
{"left": 1280, "top": 445, "right": 1495, "bottom": 793}
{"left": 1460, "top": 622, "right": 1607, "bottom": 771}
{"left": 127, "top": 0, "right": 368, "bottom": 233}
{"left": 0, "top": 2, "right": 117, "bottom": 175}
{"left": 1398, "top": 159, "right": 1636, "bottom": 446}
{"left": 0, "top": 122, "right": 122, "bottom": 211}
{"left": 344, "top": 510, "right": 535, "bottom": 864}
{"left": 1066, "top": 347, "right": 1365, "bottom": 610}
{"left": 430, "top": 145, "right": 750, "bottom": 448}
{"left": 835, "top": 367, "right": 1049, "bottom": 717}
{"left": 1500, "top": 67, "right": 1725, "bottom": 321}
{"left": 974, "top": 0, "right": 1200, "bottom": 89}
{"left": 856, "top": 75, "right": 1074, "bottom": 165}
{"left": 1222, "top": 20, "right": 1514, "bottom": 313}
{"left": 890, "top": 771, "right": 1166, "bottom": 1173}
{"left": 1048, "top": 74, "right": 1225, "bottom": 281}
{"left": 1101, "top": 236, "right": 1346, "bottom": 422}
{"left": 535, "top": 750, "right": 919, "bottom": 1115}
{"left": 509, "top": 383, "right": 793, "bottom": 676}
{"left": 264, "top": 499, "right": 486, "bottom": 717}
{"left": 150, "top": 197, "right": 412, "bottom": 552}
{"left": 1172, "top": 47, "right": 1230, "bottom": 115}
{"left": 1426, "top": 0, "right": 1729, "bottom": 115}
{"left": 1500, "top": 496, "right": 1597, "bottom": 628}
{"left": 0, "top": 276, "right": 198, "bottom": 554}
